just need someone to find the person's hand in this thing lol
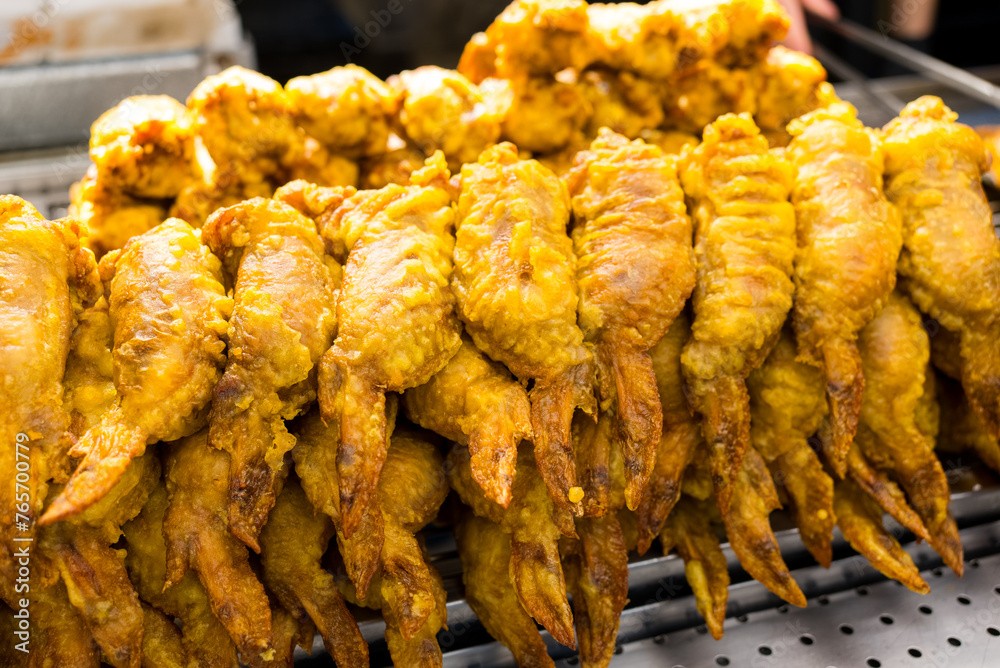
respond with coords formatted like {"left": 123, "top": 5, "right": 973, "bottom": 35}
{"left": 778, "top": 0, "right": 840, "bottom": 55}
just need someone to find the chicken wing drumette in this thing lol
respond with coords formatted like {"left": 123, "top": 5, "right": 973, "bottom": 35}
{"left": 455, "top": 142, "right": 595, "bottom": 514}
{"left": 882, "top": 96, "right": 1000, "bottom": 440}
{"left": 678, "top": 113, "right": 796, "bottom": 512}
{"left": 566, "top": 129, "right": 696, "bottom": 511}
{"left": 786, "top": 101, "right": 902, "bottom": 476}
{"left": 42, "top": 219, "right": 230, "bottom": 525}
{"left": 203, "top": 197, "right": 340, "bottom": 550}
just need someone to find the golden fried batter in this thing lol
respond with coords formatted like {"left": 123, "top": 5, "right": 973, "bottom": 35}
{"left": 455, "top": 512, "right": 555, "bottom": 668}
{"left": 317, "top": 155, "right": 461, "bottom": 537}
{"left": 359, "top": 136, "right": 427, "bottom": 190}
{"left": 42, "top": 219, "right": 230, "bottom": 525}
{"left": 162, "top": 431, "right": 272, "bottom": 662}
{"left": 787, "top": 102, "right": 903, "bottom": 476}
{"left": 203, "top": 197, "right": 340, "bottom": 549}
{"left": 501, "top": 76, "right": 593, "bottom": 155}
{"left": 0, "top": 197, "right": 101, "bottom": 607}
{"left": 661, "top": 61, "right": 756, "bottom": 135}
{"left": 752, "top": 46, "right": 833, "bottom": 147}
{"left": 579, "top": 68, "right": 663, "bottom": 139}
{"left": 404, "top": 337, "right": 532, "bottom": 508}
{"left": 678, "top": 113, "right": 796, "bottom": 512}
{"left": 70, "top": 168, "right": 169, "bottom": 258}
{"left": 89, "top": 95, "right": 195, "bottom": 199}
{"left": 882, "top": 96, "right": 1000, "bottom": 440}
{"left": 567, "top": 130, "right": 695, "bottom": 511}
{"left": 456, "top": 142, "right": 595, "bottom": 514}
{"left": 139, "top": 603, "right": 185, "bottom": 668}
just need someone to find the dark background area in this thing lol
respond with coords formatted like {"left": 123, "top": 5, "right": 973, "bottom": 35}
{"left": 234, "top": 0, "right": 1000, "bottom": 84}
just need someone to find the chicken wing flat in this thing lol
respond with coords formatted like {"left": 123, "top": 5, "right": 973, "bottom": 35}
{"left": 456, "top": 142, "right": 595, "bottom": 514}
{"left": 42, "top": 218, "right": 230, "bottom": 525}
{"left": 724, "top": 448, "right": 805, "bottom": 607}
{"left": 562, "top": 513, "right": 629, "bottom": 668}
{"left": 882, "top": 96, "right": 1000, "bottom": 440}
{"left": 314, "top": 155, "right": 461, "bottom": 537}
{"left": 636, "top": 313, "right": 703, "bottom": 554}
{"left": 567, "top": 130, "right": 696, "bottom": 511}
{"left": 787, "top": 101, "right": 903, "bottom": 476}
{"left": 447, "top": 444, "right": 576, "bottom": 649}
{"left": 678, "top": 113, "right": 796, "bottom": 513}
{"left": 856, "top": 291, "right": 962, "bottom": 574}
{"left": 203, "top": 197, "right": 340, "bottom": 550}
{"left": 161, "top": 431, "right": 272, "bottom": 661}
{"left": 0, "top": 197, "right": 101, "bottom": 606}
{"left": 751, "top": 46, "right": 834, "bottom": 147}
{"left": 259, "top": 479, "right": 368, "bottom": 667}
{"left": 403, "top": 337, "right": 532, "bottom": 508}
{"left": 834, "top": 478, "right": 929, "bottom": 594}
{"left": 659, "top": 497, "right": 729, "bottom": 640}
{"left": 286, "top": 64, "right": 396, "bottom": 159}
{"left": 390, "top": 66, "right": 508, "bottom": 169}
{"left": 455, "top": 512, "right": 555, "bottom": 668}
{"left": 89, "top": 95, "right": 195, "bottom": 200}
{"left": 747, "top": 328, "right": 834, "bottom": 566}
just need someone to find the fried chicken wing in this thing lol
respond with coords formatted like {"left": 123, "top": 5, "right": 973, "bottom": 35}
{"left": 89, "top": 96, "right": 195, "bottom": 200}
{"left": 448, "top": 445, "right": 576, "bottom": 649}
{"left": 501, "top": 76, "right": 593, "bottom": 155}
{"left": 61, "top": 298, "right": 116, "bottom": 452}
{"left": 139, "top": 603, "right": 185, "bottom": 668}
{"left": 747, "top": 328, "right": 834, "bottom": 566}
{"left": 659, "top": 497, "right": 729, "bottom": 640}
{"left": 567, "top": 130, "right": 695, "bottom": 510}
{"left": 403, "top": 337, "right": 532, "bottom": 508}
{"left": 834, "top": 478, "right": 929, "bottom": 594}
{"left": 286, "top": 65, "right": 397, "bottom": 159}
{"left": 70, "top": 168, "right": 170, "bottom": 258}
{"left": 936, "top": 372, "right": 1000, "bottom": 474}
{"left": 0, "top": 197, "right": 101, "bottom": 606}
{"left": 882, "top": 96, "right": 1000, "bottom": 440}
{"left": 315, "top": 155, "right": 461, "bottom": 537}
{"left": 42, "top": 218, "right": 230, "bottom": 525}
{"left": 259, "top": 479, "right": 368, "bottom": 667}
{"left": 26, "top": 579, "right": 102, "bottom": 668}
{"left": 455, "top": 512, "right": 555, "bottom": 668}
{"left": 455, "top": 142, "right": 595, "bottom": 514}
{"left": 161, "top": 431, "right": 272, "bottom": 661}
{"left": 579, "top": 68, "right": 663, "bottom": 139}
{"left": 359, "top": 137, "right": 427, "bottom": 190}
{"left": 123, "top": 483, "right": 240, "bottom": 668}
{"left": 856, "top": 291, "right": 963, "bottom": 574}
{"left": 751, "top": 46, "right": 833, "bottom": 147}
{"left": 787, "top": 102, "right": 903, "bottom": 476}
{"left": 636, "top": 313, "right": 704, "bottom": 554}
{"left": 202, "top": 197, "right": 340, "bottom": 549}
{"left": 678, "top": 113, "right": 796, "bottom": 512}
{"left": 661, "top": 61, "right": 756, "bottom": 135}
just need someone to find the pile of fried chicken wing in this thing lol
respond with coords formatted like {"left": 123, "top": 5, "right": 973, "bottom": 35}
{"left": 3, "top": 0, "right": 1000, "bottom": 666}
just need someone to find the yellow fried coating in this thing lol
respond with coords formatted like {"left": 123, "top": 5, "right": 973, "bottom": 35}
{"left": 168, "top": 171, "right": 274, "bottom": 229}
{"left": 660, "top": 497, "right": 729, "bottom": 640}
{"left": 639, "top": 129, "right": 699, "bottom": 157}
{"left": 202, "top": 197, "right": 340, "bottom": 550}
{"left": 139, "top": 603, "right": 185, "bottom": 668}
{"left": 937, "top": 373, "right": 1000, "bottom": 473}
{"left": 572, "top": 408, "right": 616, "bottom": 518}
{"left": 563, "top": 513, "right": 629, "bottom": 668}
{"left": 42, "top": 218, "right": 230, "bottom": 525}
{"left": 123, "top": 483, "right": 240, "bottom": 668}
{"left": 636, "top": 314, "right": 703, "bottom": 554}
{"left": 456, "top": 143, "right": 595, "bottom": 514}
{"left": 316, "top": 155, "right": 461, "bottom": 537}
{"left": 283, "top": 137, "right": 360, "bottom": 190}
{"left": 747, "top": 328, "right": 834, "bottom": 566}
{"left": 404, "top": 337, "right": 532, "bottom": 508}
{"left": 724, "top": 448, "right": 806, "bottom": 607}
{"left": 568, "top": 130, "right": 696, "bottom": 510}
{"left": 578, "top": 68, "right": 663, "bottom": 139}
{"left": 678, "top": 113, "right": 796, "bottom": 513}
{"left": 20, "top": 579, "right": 102, "bottom": 668}
{"left": 286, "top": 64, "right": 397, "bottom": 159}
{"left": 787, "top": 102, "right": 903, "bottom": 476}
{"left": 856, "top": 291, "right": 963, "bottom": 574}
{"left": 70, "top": 168, "right": 169, "bottom": 258}
{"left": 89, "top": 95, "right": 195, "bottom": 199}
{"left": 751, "top": 46, "right": 833, "bottom": 147}
{"left": 834, "top": 478, "right": 930, "bottom": 594}
{"left": 455, "top": 512, "right": 555, "bottom": 668}
{"left": 502, "top": 76, "right": 593, "bottom": 154}
{"left": 447, "top": 445, "right": 576, "bottom": 649}
{"left": 161, "top": 432, "right": 272, "bottom": 662}
{"left": 0, "top": 197, "right": 101, "bottom": 606}
{"left": 359, "top": 136, "right": 427, "bottom": 190}
{"left": 390, "top": 67, "right": 508, "bottom": 168}
{"left": 882, "top": 96, "right": 1000, "bottom": 440}
{"left": 259, "top": 480, "right": 368, "bottom": 667}
{"left": 661, "top": 61, "right": 756, "bottom": 135}
{"left": 62, "top": 298, "right": 116, "bottom": 448}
